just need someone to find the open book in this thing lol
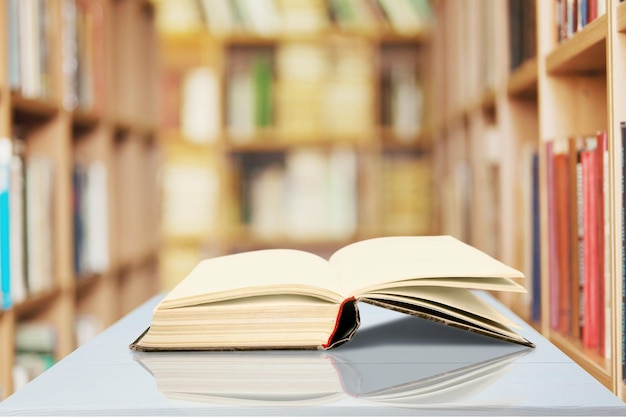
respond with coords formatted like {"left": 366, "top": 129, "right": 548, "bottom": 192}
{"left": 130, "top": 236, "right": 534, "bottom": 351}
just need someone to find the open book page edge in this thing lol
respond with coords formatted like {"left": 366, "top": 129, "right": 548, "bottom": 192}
{"left": 361, "top": 276, "right": 527, "bottom": 295}
{"left": 128, "top": 298, "right": 360, "bottom": 352}
{"left": 359, "top": 298, "right": 535, "bottom": 348}
{"left": 129, "top": 327, "right": 323, "bottom": 352}
{"left": 329, "top": 236, "right": 525, "bottom": 296}
{"left": 159, "top": 249, "right": 346, "bottom": 309}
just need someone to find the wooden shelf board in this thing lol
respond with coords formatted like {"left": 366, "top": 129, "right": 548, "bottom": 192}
{"left": 72, "top": 109, "right": 101, "bottom": 132}
{"left": 219, "top": 28, "right": 431, "bottom": 46}
{"left": 11, "top": 92, "right": 59, "bottom": 122}
{"left": 549, "top": 331, "right": 612, "bottom": 390}
{"left": 507, "top": 57, "right": 539, "bottom": 98}
{"left": 546, "top": 15, "right": 607, "bottom": 75}
{"left": 13, "top": 288, "right": 62, "bottom": 319}
{"left": 113, "top": 247, "right": 159, "bottom": 275}
{"left": 75, "top": 273, "right": 104, "bottom": 294}
{"left": 113, "top": 117, "right": 156, "bottom": 137}
{"left": 227, "top": 134, "right": 374, "bottom": 152}
{"left": 379, "top": 127, "right": 431, "bottom": 152}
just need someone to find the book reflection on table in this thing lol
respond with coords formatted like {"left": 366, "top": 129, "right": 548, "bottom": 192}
{"left": 134, "top": 304, "right": 531, "bottom": 409}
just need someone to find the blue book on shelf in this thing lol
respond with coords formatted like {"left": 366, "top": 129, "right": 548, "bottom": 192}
{"left": 531, "top": 152, "right": 541, "bottom": 323}
{"left": 0, "top": 139, "right": 12, "bottom": 310}
{"left": 620, "top": 121, "right": 626, "bottom": 383}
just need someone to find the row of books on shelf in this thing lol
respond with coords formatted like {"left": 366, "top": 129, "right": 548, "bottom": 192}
{"left": 163, "top": 43, "right": 423, "bottom": 144}
{"left": 188, "top": 0, "right": 432, "bottom": 36}
{"left": 0, "top": 138, "right": 54, "bottom": 309}
{"left": 12, "top": 315, "right": 102, "bottom": 391}
{"left": 236, "top": 147, "right": 358, "bottom": 241}
{"left": 161, "top": 145, "right": 432, "bottom": 242}
{"left": 0, "top": 136, "right": 109, "bottom": 310}
{"left": 544, "top": 131, "right": 610, "bottom": 358}
{"left": 7, "top": 0, "right": 55, "bottom": 101}
{"left": 555, "top": 0, "right": 606, "bottom": 43}
{"left": 7, "top": 0, "right": 106, "bottom": 111}
{"left": 61, "top": 0, "right": 107, "bottom": 112}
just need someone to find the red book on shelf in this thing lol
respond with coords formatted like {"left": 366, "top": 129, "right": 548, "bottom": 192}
{"left": 568, "top": 136, "right": 582, "bottom": 339}
{"left": 581, "top": 138, "right": 600, "bottom": 350}
{"left": 553, "top": 149, "right": 571, "bottom": 334}
{"left": 588, "top": 0, "right": 598, "bottom": 23}
{"left": 595, "top": 131, "right": 607, "bottom": 357}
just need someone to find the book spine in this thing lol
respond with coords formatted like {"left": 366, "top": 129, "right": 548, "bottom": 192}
{"left": 0, "top": 139, "right": 12, "bottom": 310}
{"left": 554, "top": 148, "right": 571, "bottom": 333}
{"left": 568, "top": 137, "right": 581, "bottom": 338}
{"left": 546, "top": 141, "right": 560, "bottom": 330}
{"left": 323, "top": 297, "right": 359, "bottom": 349}
{"left": 581, "top": 136, "right": 603, "bottom": 351}
{"left": 621, "top": 121, "right": 626, "bottom": 383}
{"left": 531, "top": 151, "right": 541, "bottom": 322}
{"left": 9, "top": 139, "right": 26, "bottom": 304}
{"left": 599, "top": 130, "right": 609, "bottom": 358}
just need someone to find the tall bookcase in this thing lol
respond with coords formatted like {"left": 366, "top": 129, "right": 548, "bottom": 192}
{"left": 155, "top": 1, "right": 436, "bottom": 290}
{"left": 431, "top": 0, "right": 626, "bottom": 400}
{"left": 0, "top": 0, "right": 160, "bottom": 399}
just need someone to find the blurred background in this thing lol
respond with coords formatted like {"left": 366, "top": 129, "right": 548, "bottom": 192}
{"left": 18, "top": 0, "right": 626, "bottom": 401}
{"left": 150, "top": 0, "right": 437, "bottom": 289}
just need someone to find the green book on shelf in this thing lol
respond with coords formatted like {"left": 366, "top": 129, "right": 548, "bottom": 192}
{"left": 130, "top": 235, "right": 535, "bottom": 351}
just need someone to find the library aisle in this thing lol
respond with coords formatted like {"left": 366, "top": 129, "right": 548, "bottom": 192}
{"left": 1, "top": 0, "right": 626, "bottom": 407}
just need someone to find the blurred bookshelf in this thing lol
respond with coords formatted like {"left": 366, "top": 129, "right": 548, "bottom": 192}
{"left": 0, "top": 0, "right": 160, "bottom": 399}
{"left": 153, "top": 0, "right": 437, "bottom": 290}
{"left": 4, "top": 0, "right": 626, "bottom": 406}
{"left": 429, "top": 0, "right": 626, "bottom": 402}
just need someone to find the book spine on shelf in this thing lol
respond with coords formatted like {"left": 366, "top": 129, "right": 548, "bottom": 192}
{"left": 546, "top": 140, "right": 560, "bottom": 330}
{"left": 9, "top": 139, "right": 26, "bottom": 305}
{"left": 25, "top": 157, "right": 55, "bottom": 295}
{"left": 8, "top": 0, "right": 21, "bottom": 90}
{"left": 0, "top": 139, "right": 12, "bottom": 310}
{"left": 531, "top": 151, "right": 541, "bottom": 323}
{"left": 568, "top": 137, "right": 581, "bottom": 339}
{"left": 621, "top": 121, "right": 626, "bottom": 383}
{"left": 553, "top": 144, "right": 571, "bottom": 334}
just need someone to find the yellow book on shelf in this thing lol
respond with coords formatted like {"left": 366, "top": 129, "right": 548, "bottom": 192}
{"left": 130, "top": 236, "right": 535, "bottom": 351}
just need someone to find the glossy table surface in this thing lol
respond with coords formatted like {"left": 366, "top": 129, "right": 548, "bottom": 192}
{"left": 1, "top": 292, "right": 625, "bottom": 416}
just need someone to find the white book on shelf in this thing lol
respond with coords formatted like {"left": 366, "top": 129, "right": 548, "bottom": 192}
{"left": 18, "top": 0, "right": 41, "bottom": 98}
{"left": 327, "top": 147, "right": 357, "bottom": 239}
{"left": 162, "top": 164, "right": 220, "bottom": 237}
{"left": 237, "top": 0, "right": 281, "bottom": 36}
{"left": 391, "top": 63, "right": 423, "bottom": 140}
{"left": 9, "top": 142, "right": 26, "bottom": 304}
{"left": 199, "top": 0, "right": 235, "bottom": 35}
{"left": 250, "top": 164, "right": 285, "bottom": 239}
{"left": 25, "top": 157, "right": 54, "bottom": 295}
{"left": 181, "top": 67, "right": 220, "bottom": 144}
{"left": 285, "top": 149, "right": 329, "bottom": 240}
{"left": 227, "top": 65, "right": 256, "bottom": 141}
{"left": 84, "top": 162, "right": 109, "bottom": 273}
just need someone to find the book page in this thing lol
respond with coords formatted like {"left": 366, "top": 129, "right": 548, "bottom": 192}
{"left": 329, "top": 236, "right": 524, "bottom": 296}
{"left": 160, "top": 249, "right": 345, "bottom": 309}
{"left": 363, "top": 286, "right": 520, "bottom": 329}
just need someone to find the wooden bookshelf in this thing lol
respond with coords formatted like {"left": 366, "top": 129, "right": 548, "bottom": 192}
{"left": 0, "top": 0, "right": 160, "bottom": 399}
{"left": 432, "top": 0, "right": 626, "bottom": 401}
{"left": 154, "top": 1, "right": 437, "bottom": 290}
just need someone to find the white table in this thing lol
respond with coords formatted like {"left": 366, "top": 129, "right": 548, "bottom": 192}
{"left": 1, "top": 292, "right": 625, "bottom": 416}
